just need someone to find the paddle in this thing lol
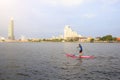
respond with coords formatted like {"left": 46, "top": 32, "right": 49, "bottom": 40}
{"left": 73, "top": 47, "right": 79, "bottom": 56}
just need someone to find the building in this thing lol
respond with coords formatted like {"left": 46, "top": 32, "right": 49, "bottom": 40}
{"left": 0, "top": 36, "right": 5, "bottom": 42}
{"left": 8, "top": 17, "right": 15, "bottom": 40}
{"left": 51, "top": 35, "right": 64, "bottom": 40}
{"left": 64, "top": 25, "right": 81, "bottom": 40}
{"left": 117, "top": 38, "right": 120, "bottom": 42}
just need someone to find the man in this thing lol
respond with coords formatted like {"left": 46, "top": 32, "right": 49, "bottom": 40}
{"left": 78, "top": 44, "right": 83, "bottom": 57}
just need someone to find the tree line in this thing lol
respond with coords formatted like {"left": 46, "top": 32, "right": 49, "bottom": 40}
{"left": 99, "top": 35, "right": 116, "bottom": 42}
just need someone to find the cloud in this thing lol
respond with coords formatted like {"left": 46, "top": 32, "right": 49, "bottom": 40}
{"left": 41, "top": 0, "right": 84, "bottom": 7}
{"left": 101, "top": 0, "right": 119, "bottom": 5}
{"left": 82, "top": 14, "right": 96, "bottom": 18}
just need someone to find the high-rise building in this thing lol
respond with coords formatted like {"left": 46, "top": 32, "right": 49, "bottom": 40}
{"left": 8, "top": 17, "right": 15, "bottom": 40}
{"left": 64, "top": 25, "right": 81, "bottom": 39}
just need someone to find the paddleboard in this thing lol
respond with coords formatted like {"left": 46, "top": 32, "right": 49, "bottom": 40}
{"left": 66, "top": 53, "right": 94, "bottom": 59}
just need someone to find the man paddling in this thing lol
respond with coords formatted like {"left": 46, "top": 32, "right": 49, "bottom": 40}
{"left": 78, "top": 44, "right": 83, "bottom": 57}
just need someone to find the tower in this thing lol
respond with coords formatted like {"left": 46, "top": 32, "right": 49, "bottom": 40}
{"left": 8, "top": 17, "right": 15, "bottom": 40}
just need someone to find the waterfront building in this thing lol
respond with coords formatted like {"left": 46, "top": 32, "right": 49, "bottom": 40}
{"left": 51, "top": 35, "right": 64, "bottom": 40}
{"left": 0, "top": 36, "right": 5, "bottom": 42}
{"left": 8, "top": 17, "right": 15, "bottom": 40}
{"left": 117, "top": 38, "right": 120, "bottom": 42}
{"left": 20, "top": 35, "right": 28, "bottom": 42}
{"left": 64, "top": 25, "right": 81, "bottom": 40}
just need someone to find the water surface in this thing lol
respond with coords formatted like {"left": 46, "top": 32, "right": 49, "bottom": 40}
{"left": 0, "top": 42, "right": 120, "bottom": 80}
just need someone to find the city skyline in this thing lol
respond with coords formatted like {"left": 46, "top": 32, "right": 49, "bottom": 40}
{"left": 0, "top": 0, "right": 120, "bottom": 38}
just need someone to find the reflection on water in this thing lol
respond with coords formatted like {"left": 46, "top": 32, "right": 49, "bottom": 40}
{"left": 0, "top": 42, "right": 120, "bottom": 80}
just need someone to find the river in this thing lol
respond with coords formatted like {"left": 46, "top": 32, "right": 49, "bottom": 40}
{"left": 0, "top": 42, "right": 120, "bottom": 80}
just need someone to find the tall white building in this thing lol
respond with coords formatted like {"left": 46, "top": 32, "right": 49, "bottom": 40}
{"left": 64, "top": 25, "right": 81, "bottom": 39}
{"left": 8, "top": 17, "right": 15, "bottom": 40}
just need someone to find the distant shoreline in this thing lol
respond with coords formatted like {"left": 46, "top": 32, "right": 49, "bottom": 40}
{"left": 0, "top": 40, "right": 120, "bottom": 43}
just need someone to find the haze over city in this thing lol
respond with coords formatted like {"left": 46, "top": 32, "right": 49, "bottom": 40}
{"left": 0, "top": 0, "right": 120, "bottom": 39}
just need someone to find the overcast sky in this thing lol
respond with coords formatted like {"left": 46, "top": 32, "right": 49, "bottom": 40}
{"left": 0, "top": 0, "right": 120, "bottom": 38}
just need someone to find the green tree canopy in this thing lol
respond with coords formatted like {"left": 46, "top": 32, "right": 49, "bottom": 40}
{"left": 100, "top": 35, "right": 116, "bottom": 41}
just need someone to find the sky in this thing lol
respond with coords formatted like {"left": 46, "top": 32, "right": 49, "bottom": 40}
{"left": 0, "top": 0, "right": 120, "bottom": 39}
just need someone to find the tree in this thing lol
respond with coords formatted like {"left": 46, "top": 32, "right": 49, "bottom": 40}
{"left": 105, "top": 35, "right": 113, "bottom": 41}
{"left": 100, "top": 35, "right": 116, "bottom": 42}
{"left": 90, "top": 38, "right": 94, "bottom": 43}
